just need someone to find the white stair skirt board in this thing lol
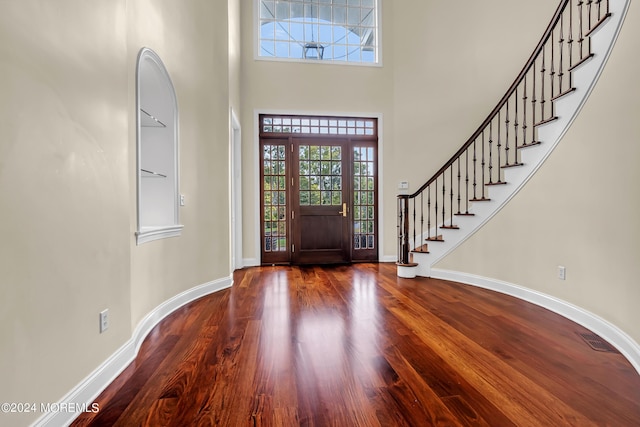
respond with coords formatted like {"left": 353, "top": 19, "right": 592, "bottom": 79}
{"left": 31, "top": 276, "right": 233, "bottom": 427}
{"left": 432, "top": 269, "right": 640, "bottom": 377}
{"left": 407, "top": 0, "right": 631, "bottom": 277}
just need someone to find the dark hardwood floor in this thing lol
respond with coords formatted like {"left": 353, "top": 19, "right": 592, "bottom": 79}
{"left": 72, "top": 263, "right": 640, "bottom": 426}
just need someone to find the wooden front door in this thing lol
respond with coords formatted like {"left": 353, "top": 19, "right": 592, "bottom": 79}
{"left": 259, "top": 114, "right": 378, "bottom": 265}
{"left": 292, "top": 140, "right": 349, "bottom": 264}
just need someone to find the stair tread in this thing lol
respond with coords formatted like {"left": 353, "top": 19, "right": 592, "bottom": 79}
{"left": 440, "top": 225, "right": 459, "bottom": 230}
{"left": 518, "top": 141, "right": 542, "bottom": 149}
{"left": 412, "top": 244, "right": 430, "bottom": 254}
{"left": 500, "top": 162, "right": 524, "bottom": 169}
{"left": 426, "top": 235, "right": 444, "bottom": 242}
{"left": 470, "top": 197, "right": 491, "bottom": 202}
{"left": 396, "top": 262, "right": 419, "bottom": 267}
{"left": 552, "top": 87, "right": 576, "bottom": 102}
{"left": 485, "top": 181, "right": 507, "bottom": 186}
{"left": 534, "top": 116, "right": 559, "bottom": 127}
{"left": 455, "top": 212, "right": 475, "bottom": 216}
{"left": 585, "top": 13, "right": 612, "bottom": 37}
{"left": 569, "top": 53, "right": 595, "bottom": 72}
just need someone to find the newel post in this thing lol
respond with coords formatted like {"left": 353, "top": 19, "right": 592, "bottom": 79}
{"left": 397, "top": 195, "right": 410, "bottom": 264}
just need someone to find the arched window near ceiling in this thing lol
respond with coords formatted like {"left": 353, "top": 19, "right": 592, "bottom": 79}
{"left": 257, "top": 0, "right": 379, "bottom": 64}
{"left": 136, "top": 48, "right": 183, "bottom": 244}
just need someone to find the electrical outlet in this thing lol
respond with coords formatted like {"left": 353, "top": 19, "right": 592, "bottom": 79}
{"left": 99, "top": 309, "right": 109, "bottom": 333}
{"left": 558, "top": 266, "right": 566, "bottom": 281}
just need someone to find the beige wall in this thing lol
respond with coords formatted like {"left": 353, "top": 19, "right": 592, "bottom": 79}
{"left": 241, "top": 0, "right": 640, "bottom": 347}
{"left": 1, "top": 0, "right": 637, "bottom": 424}
{"left": 240, "top": 0, "right": 557, "bottom": 261}
{"left": 0, "top": 1, "right": 233, "bottom": 425}
{"left": 239, "top": 1, "right": 393, "bottom": 262}
{"left": 127, "top": 0, "right": 232, "bottom": 330}
{"left": 229, "top": 0, "right": 242, "bottom": 116}
{"left": 437, "top": 1, "right": 640, "bottom": 344}
{"left": 388, "top": 0, "right": 558, "bottom": 259}
{"left": 0, "top": 3, "right": 130, "bottom": 425}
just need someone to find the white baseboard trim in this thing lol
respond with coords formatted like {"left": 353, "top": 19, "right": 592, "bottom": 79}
{"left": 379, "top": 255, "right": 397, "bottom": 263}
{"left": 432, "top": 268, "right": 640, "bottom": 376}
{"left": 32, "top": 276, "right": 233, "bottom": 427}
{"left": 242, "top": 257, "right": 260, "bottom": 267}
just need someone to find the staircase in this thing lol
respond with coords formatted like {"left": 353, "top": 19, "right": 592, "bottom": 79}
{"left": 397, "top": 0, "right": 630, "bottom": 278}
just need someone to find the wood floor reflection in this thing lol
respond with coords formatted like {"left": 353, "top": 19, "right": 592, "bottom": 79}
{"left": 72, "top": 263, "right": 640, "bottom": 426}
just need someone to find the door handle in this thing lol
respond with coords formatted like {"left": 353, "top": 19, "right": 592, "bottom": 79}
{"left": 338, "top": 203, "right": 347, "bottom": 217}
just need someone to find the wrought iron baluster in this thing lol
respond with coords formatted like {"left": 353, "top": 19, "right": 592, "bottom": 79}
{"left": 472, "top": 139, "right": 477, "bottom": 199}
{"left": 420, "top": 192, "right": 424, "bottom": 249}
{"left": 578, "top": 0, "right": 585, "bottom": 60}
{"left": 412, "top": 198, "right": 416, "bottom": 251}
{"left": 441, "top": 173, "right": 446, "bottom": 227}
{"left": 427, "top": 185, "right": 431, "bottom": 239}
{"left": 457, "top": 157, "right": 462, "bottom": 214}
{"left": 558, "top": 13, "right": 565, "bottom": 94}
{"left": 504, "top": 100, "right": 511, "bottom": 166}
{"left": 434, "top": 177, "right": 439, "bottom": 233}
{"left": 496, "top": 111, "right": 502, "bottom": 179}
{"left": 522, "top": 74, "right": 528, "bottom": 146}
{"left": 514, "top": 88, "right": 519, "bottom": 164}
{"left": 587, "top": 0, "right": 594, "bottom": 59}
{"left": 569, "top": 0, "right": 574, "bottom": 84}
{"left": 550, "top": 30, "right": 556, "bottom": 103}
{"left": 532, "top": 64, "right": 537, "bottom": 137}
{"left": 397, "top": 198, "right": 400, "bottom": 262}
{"left": 488, "top": 121, "right": 494, "bottom": 184}
{"left": 449, "top": 166, "right": 454, "bottom": 227}
{"left": 465, "top": 150, "right": 470, "bottom": 213}
{"left": 540, "top": 44, "right": 546, "bottom": 121}
{"left": 481, "top": 131, "right": 486, "bottom": 198}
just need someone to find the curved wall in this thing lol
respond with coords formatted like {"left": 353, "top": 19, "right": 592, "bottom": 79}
{"left": 436, "top": 1, "right": 640, "bottom": 347}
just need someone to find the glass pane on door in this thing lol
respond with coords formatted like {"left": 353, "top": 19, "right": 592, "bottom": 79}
{"left": 298, "top": 144, "right": 342, "bottom": 207}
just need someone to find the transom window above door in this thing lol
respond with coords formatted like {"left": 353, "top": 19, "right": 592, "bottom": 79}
{"left": 256, "top": 0, "right": 379, "bottom": 64}
{"left": 262, "top": 115, "right": 376, "bottom": 136}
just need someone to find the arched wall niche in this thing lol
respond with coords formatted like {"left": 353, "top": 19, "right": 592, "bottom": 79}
{"left": 136, "top": 47, "right": 183, "bottom": 244}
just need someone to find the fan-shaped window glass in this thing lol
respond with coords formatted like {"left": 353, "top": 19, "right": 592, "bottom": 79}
{"left": 257, "top": 0, "right": 379, "bottom": 64}
{"left": 136, "top": 48, "right": 183, "bottom": 244}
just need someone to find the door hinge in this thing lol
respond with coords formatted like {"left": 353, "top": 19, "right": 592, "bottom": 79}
{"left": 291, "top": 244, "right": 295, "bottom": 253}
{"left": 291, "top": 210, "right": 295, "bottom": 220}
{"left": 291, "top": 144, "right": 294, "bottom": 153}
{"left": 291, "top": 177, "right": 294, "bottom": 187}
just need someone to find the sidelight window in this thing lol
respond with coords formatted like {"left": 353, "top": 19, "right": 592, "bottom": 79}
{"left": 353, "top": 145, "right": 376, "bottom": 250}
{"left": 262, "top": 144, "right": 288, "bottom": 255}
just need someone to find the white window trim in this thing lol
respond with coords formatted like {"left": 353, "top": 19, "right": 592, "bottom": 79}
{"left": 253, "top": 0, "right": 383, "bottom": 67}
